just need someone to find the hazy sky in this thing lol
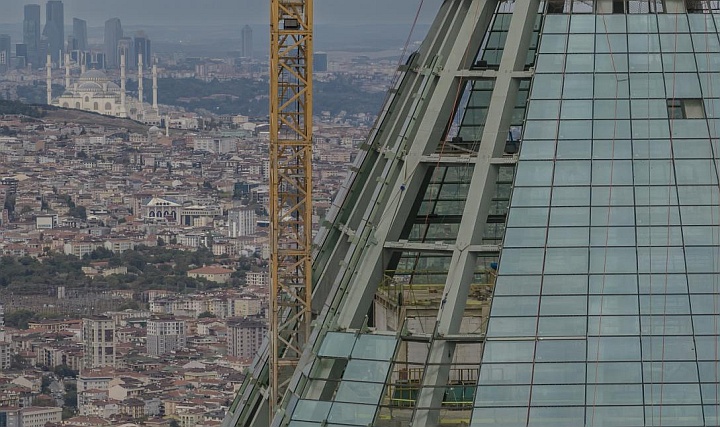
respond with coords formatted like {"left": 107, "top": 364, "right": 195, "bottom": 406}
{"left": 1, "top": 0, "right": 436, "bottom": 26}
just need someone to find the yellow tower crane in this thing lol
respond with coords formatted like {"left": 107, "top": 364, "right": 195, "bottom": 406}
{"left": 268, "top": 0, "right": 313, "bottom": 418}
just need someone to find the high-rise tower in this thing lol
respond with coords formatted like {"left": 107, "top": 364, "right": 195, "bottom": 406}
{"left": 223, "top": 0, "right": 720, "bottom": 426}
{"left": 82, "top": 316, "right": 116, "bottom": 369}
{"left": 72, "top": 18, "right": 87, "bottom": 52}
{"left": 0, "top": 35, "right": 10, "bottom": 74}
{"left": 104, "top": 18, "right": 122, "bottom": 69}
{"left": 23, "top": 4, "right": 41, "bottom": 67}
{"left": 43, "top": 0, "right": 64, "bottom": 63}
{"left": 241, "top": 25, "right": 253, "bottom": 59}
{"left": 134, "top": 31, "right": 151, "bottom": 68}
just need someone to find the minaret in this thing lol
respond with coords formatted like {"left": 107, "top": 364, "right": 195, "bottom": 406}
{"left": 80, "top": 52, "right": 86, "bottom": 74}
{"left": 64, "top": 53, "right": 71, "bottom": 89}
{"left": 138, "top": 54, "right": 144, "bottom": 112}
{"left": 152, "top": 60, "right": 158, "bottom": 113}
{"left": 46, "top": 54, "right": 52, "bottom": 105}
{"left": 120, "top": 53, "right": 127, "bottom": 117}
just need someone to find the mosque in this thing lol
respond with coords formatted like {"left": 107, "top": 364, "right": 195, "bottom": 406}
{"left": 46, "top": 53, "right": 161, "bottom": 125}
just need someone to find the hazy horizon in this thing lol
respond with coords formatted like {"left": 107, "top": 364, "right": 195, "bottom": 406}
{"left": 1, "top": 0, "right": 438, "bottom": 26}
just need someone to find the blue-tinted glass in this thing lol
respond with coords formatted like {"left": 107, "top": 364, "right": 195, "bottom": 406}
{"left": 588, "top": 337, "right": 641, "bottom": 361}
{"left": 539, "top": 34, "right": 567, "bottom": 53}
{"left": 644, "top": 405, "right": 703, "bottom": 427}
{"left": 629, "top": 51, "right": 662, "bottom": 72}
{"left": 567, "top": 34, "right": 594, "bottom": 53}
{"left": 591, "top": 160, "right": 633, "bottom": 185}
{"left": 641, "top": 315, "right": 693, "bottom": 335}
{"left": 292, "top": 400, "right": 332, "bottom": 422}
{"left": 589, "top": 274, "right": 637, "bottom": 294}
{"left": 491, "top": 296, "right": 540, "bottom": 317}
{"left": 590, "top": 227, "right": 636, "bottom": 246}
{"left": 554, "top": 161, "right": 591, "bottom": 185}
{"left": 587, "top": 384, "right": 643, "bottom": 405}
{"left": 470, "top": 407, "right": 527, "bottom": 427}
{"left": 487, "top": 317, "right": 537, "bottom": 337}
{"left": 591, "top": 207, "right": 636, "bottom": 226}
{"left": 511, "top": 187, "right": 551, "bottom": 207}
{"left": 351, "top": 335, "right": 396, "bottom": 360}
{"left": 527, "top": 407, "right": 584, "bottom": 427}
{"left": 507, "top": 208, "right": 549, "bottom": 227}
{"left": 540, "top": 296, "right": 587, "bottom": 316}
{"left": 639, "top": 294, "right": 690, "bottom": 315}
{"left": 589, "top": 295, "right": 639, "bottom": 315}
{"left": 587, "top": 407, "right": 644, "bottom": 427}
{"left": 335, "top": 382, "right": 384, "bottom": 404}
{"left": 587, "top": 362, "right": 642, "bottom": 383}
{"left": 595, "top": 53, "right": 629, "bottom": 72}
{"left": 478, "top": 363, "right": 533, "bottom": 385}
{"left": 645, "top": 383, "right": 702, "bottom": 404}
{"left": 565, "top": 54, "right": 594, "bottom": 72}
{"left": 533, "top": 363, "right": 585, "bottom": 384}
{"left": 530, "top": 385, "right": 584, "bottom": 405}
{"left": 551, "top": 187, "right": 590, "bottom": 206}
{"left": 588, "top": 316, "right": 640, "bottom": 335}
{"left": 563, "top": 74, "right": 593, "bottom": 98}
{"left": 536, "top": 339, "right": 586, "bottom": 362}
{"left": 571, "top": 15, "right": 595, "bottom": 33}
{"left": 549, "top": 207, "right": 590, "bottom": 226}
{"left": 638, "top": 274, "right": 688, "bottom": 294}
{"left": 327, "top": 402, "right": 375, "bottom": 425}
{"left": 591, "top": 187, "right": 635, "bottom": 206}
{"left": 343, "top": 360, "right": 390, "bottom": 382}
{"left": 677, "top": 187, "right": 720, "bottom": 207}
{"left": 627, "top": 15, "right": 658, "bottom": 32}
{"left": 544, "top": 248, "right": 589, "bottom": 274}
{"left": 636, "top": 226, "right": 683, "bottom": 247}
{"left": 596, "top": 34, "right": 627, "bottom": 53}
{"left": 318, "top": 332, "right": 355, "bottom": 358}
{"left": 521, "top": 140, "right": 557, "bottom": 159}
{"left": 547, "top": 227, "right": 590, "bottom": 247}
{"left": 536, "top": 53, "right": 565, "bottom": 72}
{"left": 494, "top": 276, "right": 542, "bottom": 296}
{"left": 483, "top": 341, "right": 535, "bottom": 363}
{"left": 629, "top": 34, "right": 661, "bottom": 53}
{"left": 474, "top": 385, "right": 531, "bottom": 407}
{"left": 515, "top": 161, "right": 554, "bottom": 186}
{"left": 642, "top": 336, "right": 696, "bottom": 360}
{"left": 504, "top": 227, "right": 547, "bottom": 247}
{"left": 643, "top": 361, "right": 699, "bottom": 383}
{"left": 589, "top": 247, "right": 637, "bottom": 274}
{"left": 592, "top": 140, "right": 632, "bottom": 159}
{"left": 543, "top": 15, "right": 569, "bottom": 33}
{"left": 538, "top": 316, "right": 587, "bottom": 336}
{"left": 542, "top": 275, "right": 588, "bottom": 295}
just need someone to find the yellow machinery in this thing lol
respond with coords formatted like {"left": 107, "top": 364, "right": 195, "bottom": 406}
{"left": 268, "top": 0, "right": 313, "bottom": 418}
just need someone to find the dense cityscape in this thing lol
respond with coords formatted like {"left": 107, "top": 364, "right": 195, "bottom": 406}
{"left": 0, "top": 1, "right": 409, "bottom": 426}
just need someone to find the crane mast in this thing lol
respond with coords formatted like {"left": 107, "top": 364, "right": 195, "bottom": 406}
{"left": 269, "top": 0, "right": 313, "bottom": 418}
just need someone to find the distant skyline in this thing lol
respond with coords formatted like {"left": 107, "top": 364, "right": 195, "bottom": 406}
{"left": 1, "top": 0, "right": 437, "bottom": 26}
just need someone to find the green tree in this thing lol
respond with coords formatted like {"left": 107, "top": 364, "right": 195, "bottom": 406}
{"left": 68, "top": 205, "right": 86, "bottom": 220}
{"left": 198, "top": 311, "right": 216, "bottom": 318}
{"left": 41, "top": 376, "right": 52, "bottom": 394}
{"left": 53, "top": 364, "right": 78, "bottom": 379}
{"left": 5, "top": 309, "right": 35, "bottom": 328}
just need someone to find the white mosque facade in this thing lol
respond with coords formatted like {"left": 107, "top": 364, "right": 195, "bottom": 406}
{"left": 47, "top": 53, "right": 161, "bottom": 125}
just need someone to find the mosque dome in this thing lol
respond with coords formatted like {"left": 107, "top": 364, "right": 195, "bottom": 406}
{"left": 77, "top": 81, "right": 103, "bottom": 91}
{"left": 79, "top": 69, "right": 109, "bottom": 82}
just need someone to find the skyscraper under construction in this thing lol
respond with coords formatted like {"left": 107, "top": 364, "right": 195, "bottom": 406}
{"left": 225, "top": 0, "right": 720, "bottom": 425}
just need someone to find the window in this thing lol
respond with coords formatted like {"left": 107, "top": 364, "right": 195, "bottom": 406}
{"left": 667, "top": 98, "right": 705, "bottom": 119}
